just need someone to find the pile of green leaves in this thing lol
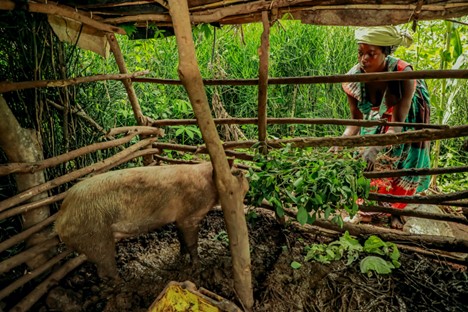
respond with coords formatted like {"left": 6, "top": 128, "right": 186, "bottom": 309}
{"left": 246, "top": 145, "right": 370, "bottom": 226}
{"left": 300, "top": 231, "right": 401, "bottom": 276}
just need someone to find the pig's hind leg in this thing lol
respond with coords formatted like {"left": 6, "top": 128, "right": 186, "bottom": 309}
{"left": 175, "top": 221, "right": 200, "bottom": 266}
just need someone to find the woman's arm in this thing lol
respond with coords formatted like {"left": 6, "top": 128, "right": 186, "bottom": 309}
{"left": 329, "top": 95, "right": 362, "bottom": 152}
{"left": 389, "top": 76, "right": 415, "bottom": 133}
{"left": 343, "top": 94, "right": 363, "bottom": 136}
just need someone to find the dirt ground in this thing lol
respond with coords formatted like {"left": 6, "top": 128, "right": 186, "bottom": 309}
{"left": 36, "top": 208, "right": 468, "bottom": 312}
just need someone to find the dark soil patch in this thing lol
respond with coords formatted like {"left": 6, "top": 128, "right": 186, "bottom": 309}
{"left": 37, "top": 208, "right": 468, "bottom": 312}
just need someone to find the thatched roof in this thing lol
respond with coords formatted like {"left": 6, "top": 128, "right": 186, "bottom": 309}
{"left": 1, "top": 0, "right": 468, "bottom": 38}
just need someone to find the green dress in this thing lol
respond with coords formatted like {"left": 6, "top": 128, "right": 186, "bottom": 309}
{"left": 342, "top": 55, "right": 431, "bottom": 208}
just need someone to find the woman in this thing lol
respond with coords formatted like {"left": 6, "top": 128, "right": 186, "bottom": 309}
{"left": 335, "top": 26, "right": 431, "bottom": 228}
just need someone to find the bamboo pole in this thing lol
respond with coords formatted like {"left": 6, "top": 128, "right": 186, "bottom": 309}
{"left": 0, "top": 236, "right": 59, "bottom": 275}
{"left": 0, "top": 71, "right": 148, "bottom": 93}
{"left": 10, "top": 254, "right": 87, "bottom": 311}
{"left": 257, "top": 10, "right": 270, "bottom": 153}
{"left": 0, "top": 138, "right": 157, "bottom": 212}
{"left": 0, "top": 127, "right": 163, "bottom": 176}
{"left": 0, "top": 214, "right": 57, "bottom": 254}
{"left": 132, "top": 69, "right": 468, "bottom": 85}
{"left": 149, "top": 117, "right": 447, "bottom": 129}
{"left": 168, "top": 0, "right": 253, "bottom": 309}
{"left": 0, "top": 250, "right": 74, "bottom": 301}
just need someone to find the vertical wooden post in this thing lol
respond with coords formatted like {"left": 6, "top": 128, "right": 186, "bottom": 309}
{"left": 257, "top": 11, "right": 270, "bottom": 154}
{"left": 167, "top": 0, "right": 253, "bottom": 310}
{"left": 106, "top": 33, "right": 147, "bottom": 126}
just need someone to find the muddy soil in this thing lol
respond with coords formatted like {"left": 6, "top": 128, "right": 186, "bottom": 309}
{"left": 38, "top": 208, "right": 468, "bottom": 312}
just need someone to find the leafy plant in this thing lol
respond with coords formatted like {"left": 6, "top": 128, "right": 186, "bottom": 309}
{"left": 246, "top": 145, "right": 370, "bottom": 226}
{"left": 303, "top": 231, "right": 400, "bottom": 276}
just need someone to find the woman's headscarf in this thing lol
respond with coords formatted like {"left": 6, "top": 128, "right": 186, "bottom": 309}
{"left": 355, "top": 26, "right": 413, "bottom": 49}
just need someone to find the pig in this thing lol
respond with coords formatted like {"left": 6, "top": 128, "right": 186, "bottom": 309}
{"left": 54, "top": 162, "right": 249, "bottom": 280}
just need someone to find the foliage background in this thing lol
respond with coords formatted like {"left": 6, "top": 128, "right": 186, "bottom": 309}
{"left": 73, "top": 19, "right": 467, "bottom": 190}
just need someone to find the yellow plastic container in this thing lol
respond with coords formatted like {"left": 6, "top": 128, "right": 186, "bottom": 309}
{"left": 148, "top": 281, "right": 242, "bottom": 312}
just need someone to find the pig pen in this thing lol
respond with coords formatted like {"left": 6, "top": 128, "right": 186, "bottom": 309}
{"left": 33, "top": 208, "right": 468, "bottom": 312}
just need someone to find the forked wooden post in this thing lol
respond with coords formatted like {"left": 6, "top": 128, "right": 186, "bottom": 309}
{"left": 167, "top": 0, "right": 254, "bottom": 309}
{"left": 257, "top": 11, "right": 270, "bottom": 154}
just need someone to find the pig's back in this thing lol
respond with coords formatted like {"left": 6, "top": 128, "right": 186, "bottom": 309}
{"left": 55, "top": 163, "right": 217, "bottom": 235}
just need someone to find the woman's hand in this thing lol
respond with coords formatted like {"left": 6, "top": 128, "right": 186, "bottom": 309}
{"left": 362, "top": 146, "right": 383, "bottom": 171}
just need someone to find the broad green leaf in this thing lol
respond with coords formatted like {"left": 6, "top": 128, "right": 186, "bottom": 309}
{"left": 291, "top": 261, "right": 302, "bottom": 269}
{"left": 360, "top": 256, "right": 394, "bottom": 275}
{"left": 297, "top": 206, "right": 308, "bottom": 225}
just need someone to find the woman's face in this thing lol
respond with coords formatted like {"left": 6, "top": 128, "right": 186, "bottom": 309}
{"left": 357, "top": 43, "right": 386, "bottom": 73}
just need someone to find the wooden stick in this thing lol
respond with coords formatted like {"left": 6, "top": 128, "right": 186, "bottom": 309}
{"left": 9, "top": 254, "right": 86, "bottom": 311}
{"left": 222, "top": 125, "right": 468, "bottom": 149}
{"left": 46, "top": 99, "right": 106, "bottom": 135}
{"left": 0, "top": 0, "right": 125, "bottom": 34}
{"left": 368, "top": 190, "right": 468, "bottom": 204}
{"left": 359, "top": 204, "right": 468, "bottom": 225}
{"left": 255, "top": 207, "right": 468, "bottom": 265}
{"left": 0, "top": 71, "right": 148, "bottom": 93}
{"left": 0, "top": 129, "right": 160, "bottom": 176}
{"left": 257, "top": 10, "right": 270, "bottom": 152}
{"left": 105, "top": 126, "right": 164, "bottom": 137}
{"left": 0, "top": 138, "right": 157, "bottom": 212}
{"left": 0, "top": 214, "right": 57, "bottom": 254}
{"left": 0, "top": 236, "right": 59, "bottom": 275}
{"left": 0, "top": 192, "right": 66, "bottom": 222}
{"left": 441, "top": 201, "right": 468, "bottom": 208}
{"left": 0, "top": 249, "right": 74, "bottom": 301}
{"left": 107, "top": 34, "right": 147, "bottom": 126}
{"left": 1, "top": 148, "right": 163, "bottom": 221}
{"left": 363, "top": 165, "right": 468, "bottom": 179}
{"left": 133, "top": 69, "right": 468, "bottom": 85}
{"left": 312, "top": 218, "right": 468, "bottom": 253}
{"left": 149, "top": 117, "right": 447, "bottom": 129}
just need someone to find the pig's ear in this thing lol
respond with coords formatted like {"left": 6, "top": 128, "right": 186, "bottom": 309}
{"left": 227, "top": 157, "right": 235, "bottom": 168}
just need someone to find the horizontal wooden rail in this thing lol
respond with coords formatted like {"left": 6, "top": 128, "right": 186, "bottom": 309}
{"left": 133, "top": 69, "right": 468, "bottom": 86}
{"left": 12, "top": 254, "right": 87, "bottom": 311}
{"left": 150, "top": 117, "right": 447, "bottom": 129}
{"left": 368, "top": 190, "right": 468, "bottom": 205}
{"left": 363, "top": 165, "right": 468, "bottom": 179}
{"left": 0, "top": 214, "right": 57, "bottom": 254}
{"left": 0, "top": 127, "right": 163, "bottom": 176}
{"left": 0, "top": 138, "right": 157, "bottom": 212}
{"left": 222, "top": 125, "right": 468, "bottom": 149}
{"left": 0, "top": 71, "right": 149, "bottom": 93}
{"left": 0, "top": 236, "right": 59, "bottom": 275}
{"left": 0, "top": 249, "right": 74, "bottom": 301}
{"left": 359, "top": 205, "right": 468, "bottom": 225}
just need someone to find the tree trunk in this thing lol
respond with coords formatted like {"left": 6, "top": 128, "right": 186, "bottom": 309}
{"left": 167, "top": 1, "right": 253, "bottom": 310}
{"left": 0, "top": 95, "right": 52, "bottom": 269}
